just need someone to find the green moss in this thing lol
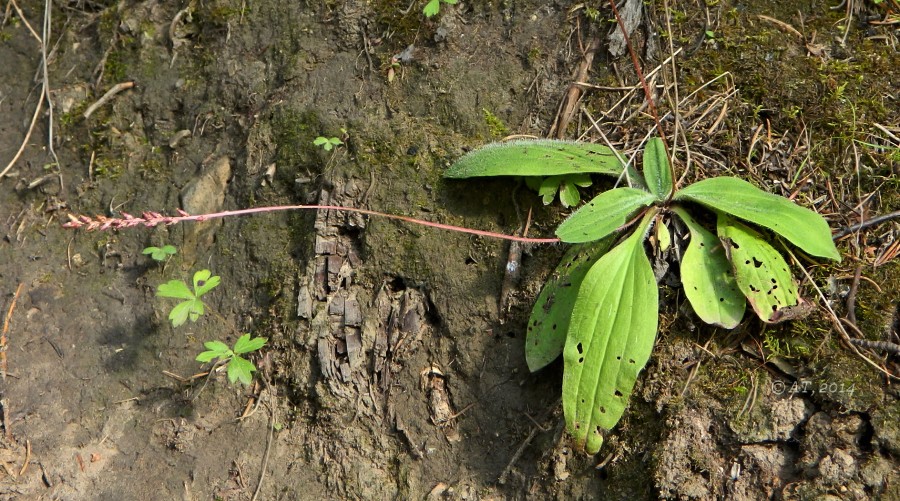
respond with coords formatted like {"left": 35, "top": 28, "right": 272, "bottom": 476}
{"left": 482, "top": 108, "right": 509, "bottom": 138}
{"left": 272, "top": 108, "right": 322, "bottom": 173}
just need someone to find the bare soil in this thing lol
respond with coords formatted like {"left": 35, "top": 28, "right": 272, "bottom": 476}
{"left": 0, "top": 0, "right": 898, "bottom": 499}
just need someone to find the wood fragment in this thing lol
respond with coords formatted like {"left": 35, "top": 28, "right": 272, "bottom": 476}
{"left": 1, "top": 284, "right": 23, "bottom": 379}
{"left": 83, "top": 81, "right": 135, "bottom": 119}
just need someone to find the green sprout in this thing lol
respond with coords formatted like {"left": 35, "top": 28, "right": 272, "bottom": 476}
{"left": 196, "top": 333, "right": 268, "bottom": 385}
{"left": 142, "top": 245, "right": 177, "bottom": 262}
{"left": 526, "top": 173, "right": 593, "bottom": 208}
{"left": 313, "top": 136, "right": 343, "bottom": 151}
{"left": 156, "top": 269, "right": 221, "bottom": 327}
{"left": 423, "top": 0, "right": 457, "bottom": 18}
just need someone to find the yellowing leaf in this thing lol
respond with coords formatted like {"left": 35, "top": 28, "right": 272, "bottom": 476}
{"left": 717, "top": 214, "right": 799, "bottom": 322}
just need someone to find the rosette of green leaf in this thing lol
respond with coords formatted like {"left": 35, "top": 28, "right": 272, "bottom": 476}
{"left": 156, "top": 269, "right": 221, "bottom": 327}
{"left": 196, "top": 333, "right": 268, "bottom": 385}
{"left": 673, "top": 177, "right": 840, "bottom": 261}
{"left": 555, "top": 188, "right": 657, "bottom": 243}
{"left": 642, "top": 137, "right": 673, "bottom": 201}
{"left": 444, "top": 140, "right": 631, "bottom": 179}
{"left": 562, "top": 210, "right": 658, "bottom": 454}
{"left": 717, "top": 214, "right": 800, "bottom": 322}
{"left": 526, "top": 239, "right": 614, "bottom": 372}
{"left": 526, "top": 174, "right": 593, "bottom": 208}
{"left": 672, "top": 207, "right": 744, "bottom": 328}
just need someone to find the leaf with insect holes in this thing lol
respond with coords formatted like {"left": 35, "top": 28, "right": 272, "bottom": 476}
{"left": 233, "top": 333, "right": 267, "bottom": 355}
{"left": 444, "top": 140, "right": 627, "bottom": 179}
{"left": 227, "top": 355, "right": 257, "bottom": 385}
{"left": 556, "top": 187, "right": 657, "bottom": 243}
{"left": 673, "top": 207, "right": 745, "bottom": 328}
{"left": 563, "top": 210, "right": 658, "bottom": 454}
{"left": 643, "top": 137, "right": 673, "bottom": 200}
{"left": 674, "top": 177, "right": 841, "bottom": 261}
{"left": 717, "top": 214, "right": 799, "bottom": 323}
{"left": 526, "top": 239, "right": 614, "bottom": 372}
{"left": 193, "top": 270, "right": 220, "bottom": 297}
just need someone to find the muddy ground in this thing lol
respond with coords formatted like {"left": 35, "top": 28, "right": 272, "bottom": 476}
{"left": 0, "top": 0, "right": 898, "bottom": 499}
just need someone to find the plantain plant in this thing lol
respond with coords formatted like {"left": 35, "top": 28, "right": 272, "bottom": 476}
{"left": 444, "top": 138, "right": 841, "bottom": 453}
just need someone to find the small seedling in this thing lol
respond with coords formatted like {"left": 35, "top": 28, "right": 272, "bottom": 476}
{"left": 196, "top": 333, "right": 267, "bottom": 385}
{"left": 142, "top": 244, "right": 177, "bottom": 262}
{"left": 526, "top": 174, "right": 593, "bottom": 208}
{"left": 313, "top": 136, "right": 343, "bottom": 152}
{"left": 423, "top": 0, "right": 457, "bottom": 18}
{"left": 156, "top": 269, "right": 221, "bottom": 327}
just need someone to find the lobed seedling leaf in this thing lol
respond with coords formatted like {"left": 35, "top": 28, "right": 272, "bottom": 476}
{"left": 563, "top": 211, "right": 659, "bottom": 454}
{"left": 143, "top": 245, "right": 177, "bottom": 262}
{"left": 196, "top": 340, "right": 231, "bottom": 362}
{"left": 673, "top": 207, "right": 745, "bottom": 328}
{"left": 717, "top": 214, "right": 799, "bottom": 322}
{"left": 674, "top": 177, "right": 841, "bottom": 261}
{"left": 526, "top": 239, "right": 613, "bottom": 372}
{"left": 234, "top": 333, "right": 268, "bottom": 354}
{"left": 556, "top": 187, "right": 656, "bottom": 243}
{"left": 157, "top": 279, "right": 194, "bottom": 300}
{"left": 227, "top": 356, "right": 257, "bottom": 385}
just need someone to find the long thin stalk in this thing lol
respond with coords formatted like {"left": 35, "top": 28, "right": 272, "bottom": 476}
{"left": 63, "top": 205, "right": 561, "bottom": 244}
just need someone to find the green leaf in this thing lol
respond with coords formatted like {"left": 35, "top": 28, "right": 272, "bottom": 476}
{"left": 193, "top": 270, "right": 220, "bottom": 297}
{"left": 444, "top": 140, "right": 625, "bottom": 179}
{"left": 556, "top": 187, "right": 657, "bottom": 243}
{"left": 423, "top": 0, "right": 440, "bottom": 17}
{"left": 203, "top": 340, "right": 231, "bottom": 354}
{"left": 717, "top": 214, "right": 800, "bottom": 323}
{"left": 673, "top": 207, "right": 745, "bottom": 328}
{"left": 563, "top": 211, "right": 659, "bottom": 454}
{"left": 169, "top": 300, "right": 195, "bottom": 327}
{"left": 233, "top": 334, "right": 267, "bottom": 355}
{"left": 160, "top": 245, "right": 177, "bottom": 255}
{"left": 188, "top": 300, "right": 205, "bottom": 322}
{"left": 538, "top": 177, "right": 560, "bottom": 205}
{"left": 227, "top": 356, "right": 257, "bottom": 385}
{"left": 559, "top": 180, "right": 581, "bottom": 208}
{"left": 157, "top": 280, "right": 195, "bottom": 300}
{"left": 195, "top": 350, "right": 221, "bottom": 363}
{"left": 674, "top": 177, "right": 841, "bottom": 261}
{"left": 526, "top": 239, "right": 614, "bottom": 372}
{"left": 313, "top": 137, "right": 328, "bottom": 146}
{"left": 643, "top": 137, "right": 672, "bottom": 200}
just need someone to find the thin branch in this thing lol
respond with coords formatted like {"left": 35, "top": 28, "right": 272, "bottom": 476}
{"left": 832, "top": 209, "right": 900, "bottom": 240}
